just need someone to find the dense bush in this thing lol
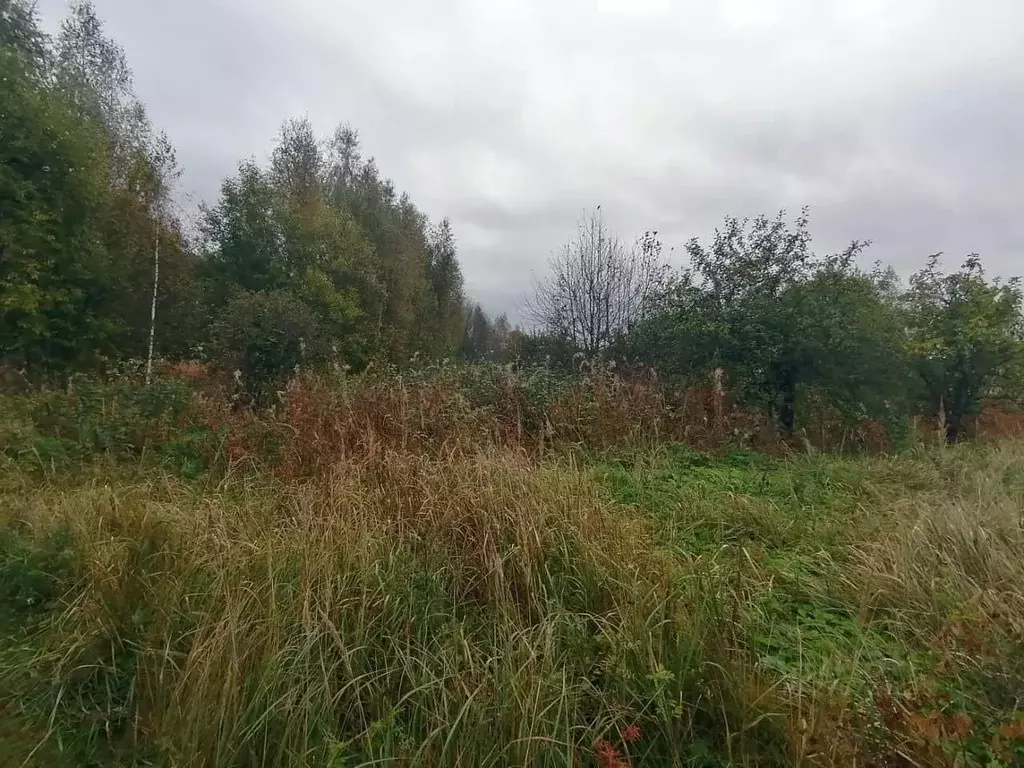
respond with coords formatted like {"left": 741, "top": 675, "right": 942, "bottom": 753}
{"left": 0, "top": 373, "right": 209, "bottom": 474}
{"left": 10, "top": 359, "right": 1021, "bottom": 487}
{"left": 905, "top": 255, "right": 1024, "bottom": 441}
{"left": 210, "top": 290, "right": 321, "bottom": 406}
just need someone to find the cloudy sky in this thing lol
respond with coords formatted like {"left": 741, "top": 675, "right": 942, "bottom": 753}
{"left": 35, "top": 0, "right": 1024, "bottom": 320}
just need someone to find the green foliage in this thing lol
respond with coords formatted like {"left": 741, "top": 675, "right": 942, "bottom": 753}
{"left": 211, "top": 290, "right": 320, "bottom": 405}
{"left": 633, "top": 211, "right": 911, "bottom": 438}
{"left": 0, "top": 374, "right": 206, "bottom": 475}
{"left": 200, "top": 135, "right": 384, "bottom": 384}
{"left": 594, "top": 442, "right": 1024, "bottom": 766}
{"left": 516, "top": 331, "right": 580, "bottom": 371}
{"left": 200, "top": 119, "right": 465, "bottom": 380}
{"left": 0, "top": 47, "right": 116, "bottom": 370}
{"left": 0, "top": 524, "right": 75, "bottom": 617}
{"left": 201, "top": 161, "right": 288, "bottom": 297}
{"left": 1, "top": 2, "right": 195, "bottom": 373}
{"left": 905, "top": 255, "right": 1023, "bottom": 440}
{"left": 0, "top": 0, "right": 48, "bottom": 71}
{"left": 2, "top": 5, "right": 465, "bottom": 383}
{"left": 425, "top": 218, "right": 465, "bottom": 353}
{"left": 782, "top": 264, "right": 911, "bottom": 434}
{"left": 326, "top": 125, "right": 465, "bottom": 360}
{"left": 53, "top": 0, "right": 149, "bottom": 183}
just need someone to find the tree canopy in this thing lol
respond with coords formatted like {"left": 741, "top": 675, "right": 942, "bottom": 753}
{"left": 1, "top": 1, "right": 465, "bottom": 388}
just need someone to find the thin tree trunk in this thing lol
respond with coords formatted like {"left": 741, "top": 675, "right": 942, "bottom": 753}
{"left": 145, "top": 231, "right": 159, "bottom": 385}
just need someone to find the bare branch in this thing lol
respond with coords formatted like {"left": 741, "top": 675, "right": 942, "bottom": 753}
{"left": 528, "top": 208, "right": 669, "bottom": 356}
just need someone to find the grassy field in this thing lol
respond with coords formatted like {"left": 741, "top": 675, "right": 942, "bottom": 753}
{"left": 1, "top": 437, "right": 1023, "bottom": 766}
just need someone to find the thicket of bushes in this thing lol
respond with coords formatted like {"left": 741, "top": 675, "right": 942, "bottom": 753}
{"left": 4, "top": 360, "right": 1024, "bottom": 488}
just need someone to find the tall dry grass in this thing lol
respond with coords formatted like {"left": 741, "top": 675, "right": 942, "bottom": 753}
{"left": 2, "top": 381, "right": 1024, "bottom": 765}
{"left": 2, "top": 451, "right": 791, "bottom": 766}
{"left": 209, "top": 369, "right": 798, "bottom": 477}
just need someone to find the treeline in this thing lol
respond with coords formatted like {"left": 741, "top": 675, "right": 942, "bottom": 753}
{"left": 1, "top": 0, "right": 465, "bottom": 391}
{"left": 524, "top": 208, "right": 1024, "bottom": 442}
{"left": 3, "top": 1, "right": 1023, "bottom": 443}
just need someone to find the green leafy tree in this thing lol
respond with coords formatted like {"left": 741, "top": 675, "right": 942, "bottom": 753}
{"left": 671, "top": 210, "right": 822, "bottom": 433}
{"left": 0, "top": 0, "right": 48, "bottom": 71}
{"left": 53, "top": 1, "right": 150, "bottom": 184}
{"left": 0, "top": 45, "right": 115, "bottom": 370}
{"left": 202, "top": 121, "right": 386, "bottom": 372}
{"left": 201, "top": 161, "right": 287, "bottom": 300}
{"left": 778, "top": 264, "right": 910, "bottom": 436}
{"left": 22, "top": 1, "right": 199, "bottom": 365}
{"left": 289, "top": 203, "right": 381, "bottom": 368}
{"left": 207, "top": 117, "right": 462, "bottom": 368}
{"left": 905, "top": 255, "right": 1023, "bottom": 441}
{"left": 326, "top": 126, "right": 463, "bottom": 360}
{"left": 460, "top": 304, "right": 522, "bottom": 363}
{"left": 426, "top": 218, "right": 465, "bottom": 354}
{"left": 640, "top": 210, "right": 909, "bottom": 437}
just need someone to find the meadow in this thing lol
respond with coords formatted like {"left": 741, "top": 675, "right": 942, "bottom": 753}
{"left": 1, "top": 368, "right": 1022, "bottom": 767}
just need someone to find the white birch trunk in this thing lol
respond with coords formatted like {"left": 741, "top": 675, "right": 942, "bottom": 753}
{"left": 146, "top": 231, "right": 160, "bottom": 385}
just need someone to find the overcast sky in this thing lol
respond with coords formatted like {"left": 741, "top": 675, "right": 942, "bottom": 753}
{"left": 35, "top": 0, "right": 1024, "bottom": 320}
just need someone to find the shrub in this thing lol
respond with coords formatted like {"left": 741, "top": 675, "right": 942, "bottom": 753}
{"left": 210, "top": 290, "right": 321, "bottom": 406}
{"left": 0, "top": 374, "right": 208, "bottom": 472}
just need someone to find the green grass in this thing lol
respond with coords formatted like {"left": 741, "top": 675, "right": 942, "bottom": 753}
{"left": 1, "top": 442, "right": 1023, "bottom": 766}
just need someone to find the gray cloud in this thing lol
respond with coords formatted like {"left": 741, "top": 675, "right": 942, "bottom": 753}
{"left": 36, "top": 0, "right": 1024, "bottom": 321}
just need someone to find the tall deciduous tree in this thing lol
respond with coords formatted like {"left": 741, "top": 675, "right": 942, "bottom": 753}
{"left": 204, "top": 118, "right": 475, "bottom": 375}
{"left": 905, "top": 255, "right": 1023, "bottom": 441}
{"left": 0, "top": 0, "right": 48, "bottom": 71}
{"left": 54, "top": 1, "right": 148, "bottom": 182}
{"left": 324, "top": 126, "right": 464, "bottom": 360}
{"left": 426, "top": 218, "right": 465, "bottom": 353}
{"left": 0, "top": 43, "right": 113, "bottom": 369}
{"left": 201, "top": 162, "right": 286, "bottom": 300}
{"left": 1, "top": 0, "right": 200, "bottom": 372}
{"left": 636, "top": 210, "right": 909, "bottom": 437}
{"left": 528, "top": 208, "right": 669, "bottom": 357}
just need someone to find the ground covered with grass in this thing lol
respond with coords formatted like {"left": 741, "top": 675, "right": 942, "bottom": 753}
{"left": 1, "top": 439, "right": 1023, "bottom": 767}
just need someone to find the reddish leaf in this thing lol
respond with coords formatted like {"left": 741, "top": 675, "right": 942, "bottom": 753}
{"left": 951, "top": 712, "right": 973, "bottom": 740}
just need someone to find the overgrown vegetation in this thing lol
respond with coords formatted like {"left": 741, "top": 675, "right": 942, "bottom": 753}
{"left": 1, "top": 370, "right": 1024, "bottom": 766}
{"left": 2, "top": 395, "right": 1024, "bottom": 766}
{"left": 3, "top": 2, "right": 1024, "bottom": 766}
